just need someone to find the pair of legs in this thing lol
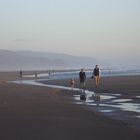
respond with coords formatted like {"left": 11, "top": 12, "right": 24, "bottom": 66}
{"left": 80, "top": 82, "right": 85, "bottom": 88}
{"left": 79, "top": 82, "right": 86, "bottom": 93}
{"left": 95, "top": 76, "right": 100, "bottom": 87}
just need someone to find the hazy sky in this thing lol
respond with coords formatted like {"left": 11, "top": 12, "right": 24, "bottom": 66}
{"left": 0, "top": 0, "right": 140, "bottom": 61}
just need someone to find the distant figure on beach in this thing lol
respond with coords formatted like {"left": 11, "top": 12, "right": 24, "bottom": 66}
{"left": 79, "top": 68, "right": 86, "bottom": 89}
{"left": 34, "top": 71, "right": 38, "bottom": 79}
{"left": 19, "top": 70, "right": 22, "bottom": 79}
{"left": 70, "top": 78, "right": 75, "bottom": 89}
{"left": 48, "top": 70, "right": 51, "bottom": 78}
{"left": 92, "top": 65, "right": 101, "bottom": 87}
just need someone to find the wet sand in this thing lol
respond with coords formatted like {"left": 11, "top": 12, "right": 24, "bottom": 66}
{"left": 44, "top": 75, "right": 140, "bottom": 96}
{"left": 0, "top": 72, "right": 140, "bottom": 140}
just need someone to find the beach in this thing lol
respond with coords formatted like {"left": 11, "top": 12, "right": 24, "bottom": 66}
{"left": 0, "top": 71, "right": 140, "bottom": 140}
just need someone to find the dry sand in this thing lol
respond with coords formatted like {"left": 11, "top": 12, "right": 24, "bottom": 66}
{"left": 0, "top": 72, "right": 140, "bottom": 140}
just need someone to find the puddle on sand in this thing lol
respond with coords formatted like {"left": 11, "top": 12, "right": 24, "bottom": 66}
{"left": 73, "top": 91, "right": 140, "bottom": 120}
{"left": 116, "top": 103, "right": 140, "bottom": 113}
{"left": 99, "top": 110, "right": 113, "bottom": 113}
{"left": 111, "top": 99, "right": 133, "bottom": 103}
{"left": 136, "top": 96, "right": 140, "bottom": 98}
{"left": 136, "top": 116, "right": 140, "bottom": 118}
{"left": 98, "top": 103, "right": 140, "bottom": 113}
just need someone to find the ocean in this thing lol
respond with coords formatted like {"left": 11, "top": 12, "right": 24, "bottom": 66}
{"left": 46, "top": 69, "right": 140, "bottom": 80}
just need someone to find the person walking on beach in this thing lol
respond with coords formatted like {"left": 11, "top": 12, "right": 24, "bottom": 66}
{"left": 79, "top": 68, "right": 86, "bottom": 89}
{"left": 35, "top": 71, "right": 38, "bottom": 79}
{"left": 92, "top": 65, "right": 101, "bottom": 87}
{"left": 19, "top": 70, "right": 22, "bottom": 79}
{"left": 79, "top": 68, "right": 86, "bottom": 100}
{"left": 48, "top": 70, "right": 51, "bottom": 78}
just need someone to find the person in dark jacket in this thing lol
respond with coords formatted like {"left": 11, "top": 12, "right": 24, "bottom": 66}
{"left": 93, "top": 65, "right": 101, "bottom": 87}
{"left": 79, "top": 68, "right": 86, "bottom": 89}
{"left": 19, "top": 70, "right": 23, "bottom": 79}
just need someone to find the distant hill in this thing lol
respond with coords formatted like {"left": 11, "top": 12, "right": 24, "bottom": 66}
{"left": 0, "top": 49, "right": 102, "bottom": 71}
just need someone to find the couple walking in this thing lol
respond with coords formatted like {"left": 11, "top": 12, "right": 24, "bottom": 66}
{"left": 79, "top": 65, "right": 101, "bottom": 89}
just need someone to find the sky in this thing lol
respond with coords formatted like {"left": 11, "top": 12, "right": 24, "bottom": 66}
{"left": 0, "top": 0, "right": 140, "bottom": 65}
